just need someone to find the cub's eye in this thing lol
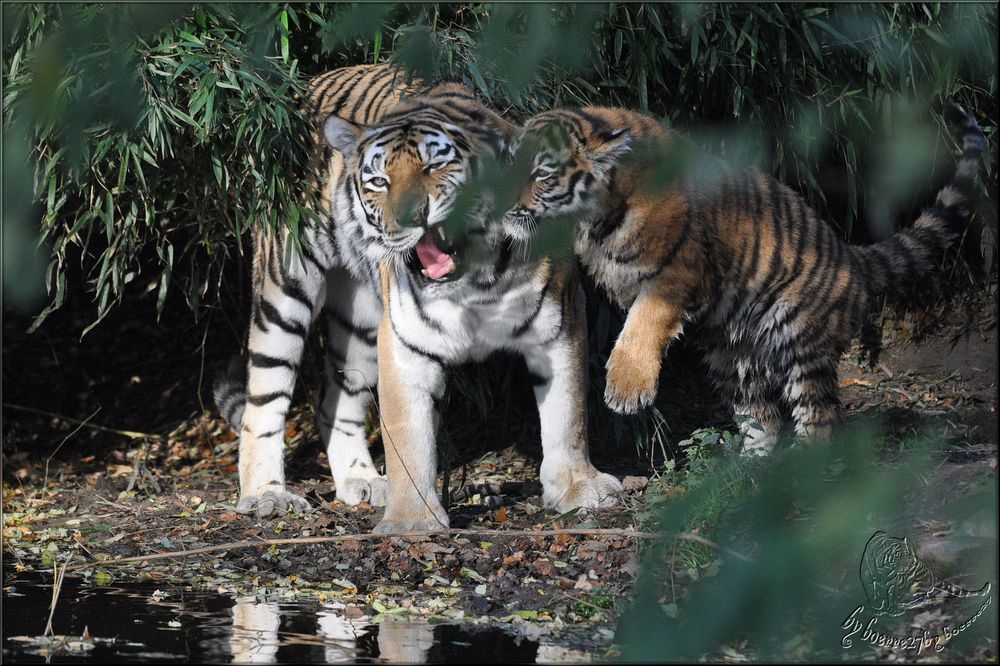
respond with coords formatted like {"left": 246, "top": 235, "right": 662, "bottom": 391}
{"left": 532, "top": 168, "right": 554, "bottom": 182}
{"left": 367, "top": 176, "right": 389, "bottom": 189}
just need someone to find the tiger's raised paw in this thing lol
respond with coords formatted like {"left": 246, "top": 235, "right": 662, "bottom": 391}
{"left": 236, "top": 490, "right": 311, "bottom": 518}
{"left": 604, "top": 380, "right": 658, "bottom": 414}
{"left": 604, "top": 346, "right": 660, "bottom": 414}
{"left": 337, "top": 475, "right": 388, "bottom": 507}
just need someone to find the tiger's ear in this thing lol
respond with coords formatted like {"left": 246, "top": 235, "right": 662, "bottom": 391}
{"left": 324, "top": 115, "right": 364, "bottom": 155}
{"left": 588, "top": 128, "right": 632, "bottom": 165}
{"left": 477, "top": 118, "right": 518, "bottom": 163}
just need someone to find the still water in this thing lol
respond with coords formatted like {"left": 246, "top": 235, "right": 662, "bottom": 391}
{"left": 2, "top": 568, "right": 600, "bottom": 663}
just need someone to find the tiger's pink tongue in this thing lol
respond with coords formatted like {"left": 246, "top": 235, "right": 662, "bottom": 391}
{"left": 415, "top": 234, "right": 455, "bottom": 280}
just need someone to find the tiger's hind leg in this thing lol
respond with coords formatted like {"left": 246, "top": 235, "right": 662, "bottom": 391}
{"left": 318, "top": 268, "right": 387, "bottom": 506}
{"left": 704, "top": 346, "right": 785, "bottom": 456}
{"left": 236, "top": 229, "right": 331, "bottom": 518}
{"left": 785, "top": 350, "right": 842, "bottom": 442}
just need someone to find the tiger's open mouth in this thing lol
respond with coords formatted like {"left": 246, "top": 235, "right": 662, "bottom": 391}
{"left": 408, "top": 225, "right": 460, "bottom": 283}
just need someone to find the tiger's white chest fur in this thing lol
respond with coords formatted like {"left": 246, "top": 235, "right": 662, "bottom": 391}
{"left": 388, "top": 266, "right": 562, "bottom": 363}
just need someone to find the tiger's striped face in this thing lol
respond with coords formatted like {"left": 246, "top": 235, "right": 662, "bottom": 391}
{"left": 325, "top": 113, "right": 494, "bottom": 284}
{"left": 502, "top": 112, "right": 631, "bottom": 243}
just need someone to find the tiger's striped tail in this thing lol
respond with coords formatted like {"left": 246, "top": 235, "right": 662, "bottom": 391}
{"left": 853, "top": 102, "right": 986, "bottom": 298}
{"left": 213, "top": 354, "right": 247, "bottom": 429}
{"left": 932, "top": 579, "right": 992, "bottom": 600}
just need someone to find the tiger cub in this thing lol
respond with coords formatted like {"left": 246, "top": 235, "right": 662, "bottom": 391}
{"left": 501, "top": 104, "right": 985, "bottom": 454}
{"left": 215, "top": 65, "right": 622, "bottom": 528}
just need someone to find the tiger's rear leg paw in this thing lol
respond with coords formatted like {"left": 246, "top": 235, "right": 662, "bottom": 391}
{"left": 545, "top": 470, "right": 624, "bottom": 513}
{"left": 236, "top": 489, "right": 311, "bottom": 518}
{"left": 737, "top": 421, "right": 778, "bottom": 457}
{"left": 735, "top": 407, "right": 781, "bottom": 457}
{"left": 337, "top": 475, "right": 388, "bottom": 507}
{"left": 792, "top": 404, "right": 839, "bottom": 445}
{"left": 797, "top": 423, "right": 834, "bottom": 442}
{"left": 740, "top": 433, "right": 778, "bottom": 457}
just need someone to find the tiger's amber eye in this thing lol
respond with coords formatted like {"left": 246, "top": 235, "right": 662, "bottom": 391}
{"left": 369, "top": 177, "right": 388, "bottom": 188}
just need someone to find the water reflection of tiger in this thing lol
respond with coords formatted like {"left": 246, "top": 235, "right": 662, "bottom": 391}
{"left": 229, "top": 598, "right": 432, "bottom": 663}
{"left": 860, "top": 531, "right": 992, "bottom": 617}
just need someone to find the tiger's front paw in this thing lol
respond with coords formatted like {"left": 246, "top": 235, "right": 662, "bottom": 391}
{"left": 373, "top": 508, "right": 450, "bottom": 534}
{"left": 236, "top": 489, "right": 311, "bottom": 518}
{"left": 604, "top": 346, "right": 660, "bottom": 414}
{"left": 544, "top": 468, "right": 623, "bottom": 512}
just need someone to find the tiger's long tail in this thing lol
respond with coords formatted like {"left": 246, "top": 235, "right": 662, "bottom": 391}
{"left": 852, "top": 102, "right": 986, "bottom": 298}
{"left": 931, "top": 579, "right": 992, "bottom": 600}
{"left": 212, "top": 354, "right": 247, "bottom": 429}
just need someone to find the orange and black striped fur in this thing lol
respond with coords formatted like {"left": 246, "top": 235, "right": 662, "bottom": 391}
{"left": 214, "top": 65, "right": 622, "bottom": 526}
{"left": 502, "top": 104, "right": 985, "bottom": 453}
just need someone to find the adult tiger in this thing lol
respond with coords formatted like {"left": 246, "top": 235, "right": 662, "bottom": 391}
{"left": 500, "top": 103, "right": 985, "bottom": 454}
{"left": 214, "top": 64, "right": 622, "bottom": 528}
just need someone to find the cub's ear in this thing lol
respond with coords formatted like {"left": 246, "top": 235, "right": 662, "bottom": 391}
{"left": 471, "top": 114, "right": 518, "bottom": 162}
{"left": 492, "top": 134, "right": 514, "bottom": 162}
{"left": 323, "top": 115, "right": 364, "bottom": 155}
{"left": 589, "top": 128, "right": 632, "bottom": 165}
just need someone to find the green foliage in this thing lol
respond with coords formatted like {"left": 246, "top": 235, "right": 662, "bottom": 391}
{"left": 643, "top": 426, "right": 755, "bottom": 568}
{"left": 569, "top": 591, "right": 615, "bottom": 619}
{"left": 4, "top": 4, "right": 325, "bottom": 331}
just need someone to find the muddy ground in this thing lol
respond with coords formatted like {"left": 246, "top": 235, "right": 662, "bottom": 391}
{"left": 3, "top": 282, "right": 997, "bottom": 661}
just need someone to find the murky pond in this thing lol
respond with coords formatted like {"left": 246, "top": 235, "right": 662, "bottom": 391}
{"left": 2, "top": 567, "right": 603, "bottom": 663}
